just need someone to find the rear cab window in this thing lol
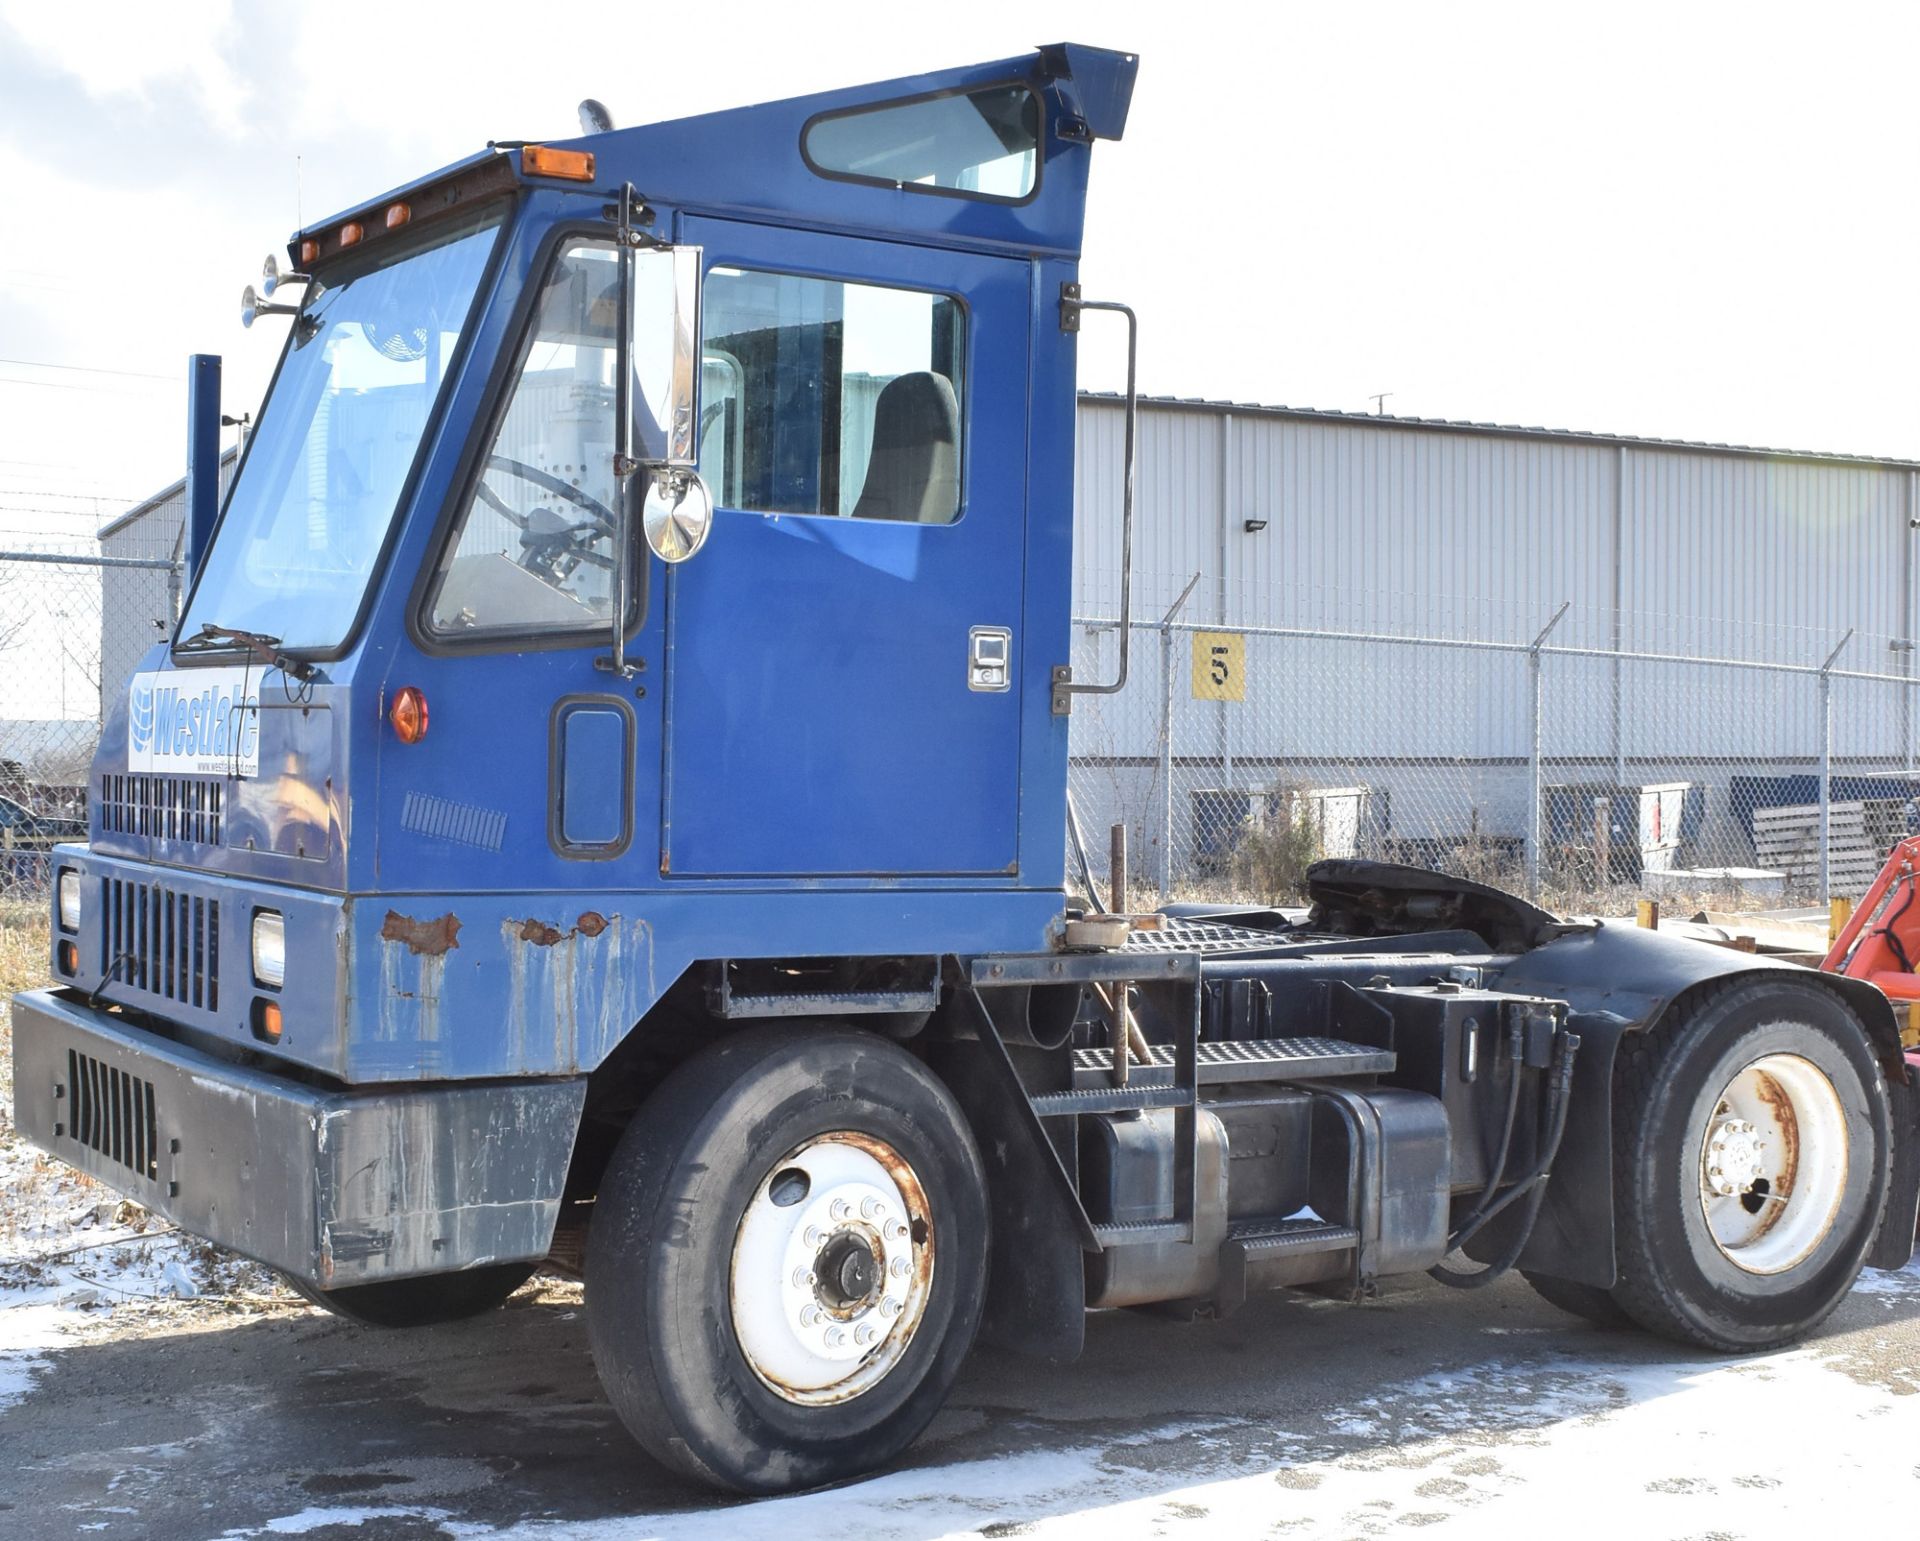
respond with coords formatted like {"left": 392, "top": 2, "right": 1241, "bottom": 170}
{"left": 803, "top": 84, "right": 1040, "bottom": 202}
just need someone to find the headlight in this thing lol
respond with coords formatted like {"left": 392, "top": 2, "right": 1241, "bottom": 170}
{"left": 57, "top": 869, "right": 80, "bottom": 933}
{"left": 252, "top": 910, "right": 286, "bottom": 988}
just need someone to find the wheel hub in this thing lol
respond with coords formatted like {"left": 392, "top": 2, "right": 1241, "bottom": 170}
{"left": 1703, "top": 1117, "right": 1765, "bottom": 1196}
{"left": 730, "top": 1132, "right": 934, "bottom": 1406}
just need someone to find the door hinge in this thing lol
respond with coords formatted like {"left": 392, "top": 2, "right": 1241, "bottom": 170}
{"left": 1051, "top": 664, "right": 1074, "bottom": 715}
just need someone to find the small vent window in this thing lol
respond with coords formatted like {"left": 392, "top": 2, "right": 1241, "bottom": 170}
{"left": 803, "top": 85, "right": 1040, "bottom": 202}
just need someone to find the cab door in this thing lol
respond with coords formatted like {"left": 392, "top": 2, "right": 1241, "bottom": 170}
{"left": 661, "top": 217, "right": 1029, "bottom": 878}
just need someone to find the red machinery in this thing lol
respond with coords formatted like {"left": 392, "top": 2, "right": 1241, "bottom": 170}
{"left": 1823, "top": 835, "right": 1920, "bottom": 1060}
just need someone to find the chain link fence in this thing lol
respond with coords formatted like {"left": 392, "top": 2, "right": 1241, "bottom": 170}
{"left": 0, "top": 538, "right": 180, "bottom": 899}
{"left": 1068, "top": 589, "right": 1920, "bottom": 918}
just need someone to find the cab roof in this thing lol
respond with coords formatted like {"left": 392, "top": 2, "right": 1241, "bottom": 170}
{"left": 296, "top": 44, "right": 1137, "bottom": 266}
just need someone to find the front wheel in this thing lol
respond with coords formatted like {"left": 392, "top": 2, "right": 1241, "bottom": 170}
{"left": 586, "top": 1026, "right": 988, "bottom": 1494}
{"left": 1610, "top": 979, "right": 1892, "bottom": 1351}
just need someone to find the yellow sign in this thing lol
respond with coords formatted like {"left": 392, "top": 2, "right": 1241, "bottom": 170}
{"left": 1191, "top": 631, "right": 1245, "bottom": 701}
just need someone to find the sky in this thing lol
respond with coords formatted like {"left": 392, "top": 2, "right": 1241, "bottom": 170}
{"left": 2, "top": 0, "right": 1919, "bottom": 553}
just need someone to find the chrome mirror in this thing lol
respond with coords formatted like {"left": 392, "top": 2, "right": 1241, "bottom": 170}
{"left": 641, "top": 467, "right": 713, "bottom": 564}
{"left": 631, "top": 244, "right": 702, "bottom": 467}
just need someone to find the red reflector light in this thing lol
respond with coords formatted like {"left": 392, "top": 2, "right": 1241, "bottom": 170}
{"left": 522, "top": 145, "right": 595, "bottom": 181}
{"left": 298, "top": 238, "right": 319, "bottom": 266}
{"left": 390, "top": 685, "right": 429, "bottom": 745}
{"left": 385, "top": 201, "right": 411, "bottom": 230}
{"left": 339, "top": 220, "right": 364, "bottom": 248}
{"left": 57, "top": 940, "right": 77, "bottom": 976}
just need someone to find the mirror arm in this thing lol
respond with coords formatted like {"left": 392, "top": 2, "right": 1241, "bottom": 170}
{"left": 597, "top": 183, "right": 644, "bottom": 679}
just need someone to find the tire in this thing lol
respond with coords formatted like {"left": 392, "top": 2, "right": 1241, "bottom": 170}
{"left": 283, "top": 1262, "right": 536, "bottom": 1328}
{"left": 1521, "top": 1270, "right": 1630, "bottom": 1328}
{"left": 1609, "top": 978, "right": 1892, "bottom": 1352}
{"left": 586, "top": 1025, "right": 988, "bottom": 1495}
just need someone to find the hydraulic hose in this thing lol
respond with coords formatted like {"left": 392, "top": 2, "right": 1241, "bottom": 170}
{"left": 1428, "top": 1028, "right": 1582, "bottom": 1291}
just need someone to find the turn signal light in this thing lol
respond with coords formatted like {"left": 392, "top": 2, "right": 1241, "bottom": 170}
{"left": 298, "top": 238, "right": 319, "bottom": 266}
{"left": 339, "top": 220, "right": 364, "bottom": 248}
{"left": 57, "top": 940, "right": 77, "bottom": 976}
{"left": 390, "top": 685, "right": 429, "bottom": 744}
{"left": 253, "top": 998, "right": 283, "bottom": 1044}
{"left": 522, "top": 145, "right": 595, "bottom": 181}
{"left": 385, "top": 201, "right": 411, "bottom": 229}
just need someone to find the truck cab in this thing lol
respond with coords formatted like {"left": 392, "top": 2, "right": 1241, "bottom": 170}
{"left": 13, "top": 44, "right": 1919, "bottom": 1497}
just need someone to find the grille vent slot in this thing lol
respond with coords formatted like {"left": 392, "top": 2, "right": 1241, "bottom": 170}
{"left": 101, "top": 877, "right": 219, "bottom": 1012}
{"left": 63, "top": 1049, "right": 159, "bottom": 1182}
{"left": 98, "top": 775, "right": 223, "bottom": 845}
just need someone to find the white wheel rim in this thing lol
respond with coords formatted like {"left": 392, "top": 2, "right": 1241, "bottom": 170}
{"left": 730, "top": 1131, "right": 934, "bottom": 1407}
{"left": 1696, "top": 1052, "right": 1849, "bottom": 1275}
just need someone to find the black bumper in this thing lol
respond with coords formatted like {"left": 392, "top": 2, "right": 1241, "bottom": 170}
{"left": 8, "top": 989, "right": 585, "bottom": 1287}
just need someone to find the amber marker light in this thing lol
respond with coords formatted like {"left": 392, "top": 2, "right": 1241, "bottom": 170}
{"left": 521, "top": 145, "right": 595, "bottom": 181}
{"left": 298, "top": 238, "right": 319, "bottom": 266}
{"left": 253, "top": 999, "right": 284, "bottom": 1044}
{"left": 390, "top": 685, "right": 430, "bottom": 744}
{"left": 57, "top": 941, "right": 77, "bottom": 976}
{"left": 338, "top": 220, "right": 364, "bottom": 247}
{"left": 385, "top": 201, "right": 411, "bottom": 229}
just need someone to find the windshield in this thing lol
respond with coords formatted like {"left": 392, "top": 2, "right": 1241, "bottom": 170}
{"left": 178, "top": 206, "right": 504, "bottom": 653}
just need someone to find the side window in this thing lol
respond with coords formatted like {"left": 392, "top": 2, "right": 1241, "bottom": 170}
{"left": 427, "top": 241, "right": 630, "bottom": 638}
{"left": 700, "top": 268, "right": 965, "bottom": 524}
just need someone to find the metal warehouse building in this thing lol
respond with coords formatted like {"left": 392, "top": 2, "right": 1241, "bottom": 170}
{"left": 1067, "top": 397, "right": 1920, "bottom": 895}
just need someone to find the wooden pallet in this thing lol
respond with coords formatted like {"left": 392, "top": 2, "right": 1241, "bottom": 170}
{"left": 1752, "top": 799, "right": 1906, "bottom": 886}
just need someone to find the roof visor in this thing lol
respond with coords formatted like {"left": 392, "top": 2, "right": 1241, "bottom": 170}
{"left": 1037, "top": 43, "right": 1139, "bottom": 141}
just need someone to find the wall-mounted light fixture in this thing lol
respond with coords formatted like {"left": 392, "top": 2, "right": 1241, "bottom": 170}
{"left": 1243, "top": 518, "right": 1269, "bottom": 534}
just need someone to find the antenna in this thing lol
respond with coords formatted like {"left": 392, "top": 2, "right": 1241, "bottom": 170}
{"left": 1369, "top": 392, "right": 1393, "bottom": 416}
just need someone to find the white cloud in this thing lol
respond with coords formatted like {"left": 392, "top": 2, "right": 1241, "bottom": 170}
{"left": 0, "top": 0, "right": 252, "bottom": 134}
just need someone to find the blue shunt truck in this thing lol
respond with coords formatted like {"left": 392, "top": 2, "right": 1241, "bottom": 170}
{"left": 11, "top": 44, "right": 1920, "bottom": 1494}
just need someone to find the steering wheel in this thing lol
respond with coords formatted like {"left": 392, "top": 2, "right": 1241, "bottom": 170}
{"left": 479, "top": 454, "right": 619, "bottom": 533}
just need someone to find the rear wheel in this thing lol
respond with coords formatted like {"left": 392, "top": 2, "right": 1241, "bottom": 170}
{"left": 1610, "top": 979, "right": 1891, "bottom": 1351}
{"left": 284, "top": 1262, "right": 536, "bottom": 1328}
{"left": 586, "top": 1025, "right": 988, "bottom": 1494}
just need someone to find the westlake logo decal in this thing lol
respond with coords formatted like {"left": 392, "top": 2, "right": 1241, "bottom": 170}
{"left": 126, "top": 667, "right": 261, "bottom": 778}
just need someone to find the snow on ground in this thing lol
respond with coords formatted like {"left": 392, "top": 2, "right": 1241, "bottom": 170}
{"left": 0, "top": 916, "right": 308, "bottom": 1413}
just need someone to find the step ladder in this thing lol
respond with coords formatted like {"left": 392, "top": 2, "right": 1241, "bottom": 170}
{"left": 953, "top": 952, "right": 1395, "bottom": 1259}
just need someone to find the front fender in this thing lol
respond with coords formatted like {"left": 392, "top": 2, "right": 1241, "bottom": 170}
{"left": 1487, "top": 920, "right": 1913, "bottom": 1284}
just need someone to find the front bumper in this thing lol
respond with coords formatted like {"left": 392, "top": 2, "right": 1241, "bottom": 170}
{"left": 9, "top": 988, "right": 585, "bottom": 1287}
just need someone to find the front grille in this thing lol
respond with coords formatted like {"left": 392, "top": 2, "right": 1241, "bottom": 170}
{"left": 98, "top": 774, "right": 224, "bottom": 845}
{"left": 101, "top": 877, "right": 219, "bottom": 1012}
{"left": 64, "top": 1048, "right": 159, "bottom": 1182}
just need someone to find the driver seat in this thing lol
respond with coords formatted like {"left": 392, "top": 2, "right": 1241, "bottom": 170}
{"left": 850, "top": 371, "right": 959, "bottom": 523}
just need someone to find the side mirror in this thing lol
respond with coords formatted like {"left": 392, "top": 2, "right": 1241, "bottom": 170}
{"left": 630, "top": 244, "right": 711, "bottom": 564}
{"left": 631, "top": 244, "right": 702, "bottom": 467}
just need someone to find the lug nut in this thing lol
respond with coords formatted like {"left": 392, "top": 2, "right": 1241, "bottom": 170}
{"left": 791, "top": 1267, "right": 810, "bottom": 1289}
{"left": 804, "top": 1225, "right": 823, "bottom": 1247}
{"left": 799, "top": 1305, "right": 821, "bottom": 1327}
{"left": 887, "top": 1220, "right": 909, "bottom": 1240}
{"left": 880, "top": 1295, "right": 903, "bottom": 1318}
{"left": 824, "top": 1326, "right": 847, "bottom": 1348}
{"left": 855, "top": 1323, "right": 877, "bottom": 1345}
{"left": 889, "top": 1256, "right": 909, "bottom": 1279}
{"left": 830, "top": 1198, "right": 851, "bottom": 1220}
{"left": 861, "top": 1196, "right": 885, "bottom": 1220}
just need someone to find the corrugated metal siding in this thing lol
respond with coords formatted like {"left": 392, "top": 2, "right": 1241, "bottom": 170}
{"left": 1072, "top": 400, "right": 1919, "bottom": 772}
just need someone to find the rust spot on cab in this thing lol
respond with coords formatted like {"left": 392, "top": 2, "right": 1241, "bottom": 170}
{"left": 518, "top": 919, "right": 566, "bottom": 947}
{"left": 381, "top": 910, "right": 461, "bottom": 957}
{"left": 576, "top": 911, "right": 608, "bottom": 939}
